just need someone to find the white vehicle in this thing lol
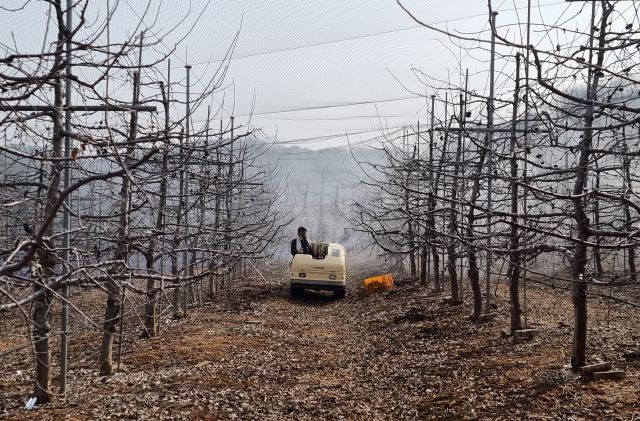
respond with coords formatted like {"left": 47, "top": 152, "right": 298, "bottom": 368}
{"left": 290, "top": 242, "right": 346, "bottom": 298}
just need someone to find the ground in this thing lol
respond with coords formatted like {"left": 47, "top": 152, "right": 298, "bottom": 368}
{"left": 1, "top": 262, "right": 639, "bottom": 420}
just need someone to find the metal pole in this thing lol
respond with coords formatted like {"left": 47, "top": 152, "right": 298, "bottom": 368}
{"left": 427, "top": 94, "right": 435, "bottom": 286}
{"left": 182, "top": 65, "right": 191, "bottom": 310}
{"left": 457, "top": 90, "right": 463, "bottom": 301}
{"left": 484, "top": 11, "right": 498, "bottom": 314}
{"left": 60, "top": 0, "right": 72, "bottom": 397}
{"left": 460, "top": 68, "right": 468, "bottom": 303}
{"left": 523, "top": 0, "right": 531, "bottom": 329}
{"left": 226, "top": 117, "right": 235, "bottom": 279}
{"left": 417, "top": 119, "right": 427, "bottom": 287}
{"left": 161, "top": 59, "right": 170, "bottom": 284}
{"left": 439, "top": 92, "right": 449, "bottom": 293}
{"left": 586, "top": 0, "right": 597, "bottom": 98}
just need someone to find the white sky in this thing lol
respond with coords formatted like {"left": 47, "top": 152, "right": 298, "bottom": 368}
{"left": 179, "top": 0, "right": 571, "bottom": 149}
{"left": 1, "top": 0, "right": 594, "bottom": 149}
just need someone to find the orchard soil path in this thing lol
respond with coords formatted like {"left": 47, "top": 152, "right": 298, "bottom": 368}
{"left": 2, "top": 262, "right": 639, "bottom": 420}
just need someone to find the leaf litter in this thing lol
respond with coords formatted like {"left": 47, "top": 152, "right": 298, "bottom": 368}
{"left": 1, "top": 262, "right": 639, "bottom": 420}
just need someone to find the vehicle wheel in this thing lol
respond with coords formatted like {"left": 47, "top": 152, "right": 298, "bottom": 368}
{"left": 334, "top": 288, "right": 345, "bottom": 299}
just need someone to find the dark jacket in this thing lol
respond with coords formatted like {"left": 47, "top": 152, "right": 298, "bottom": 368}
{"left": 291, "top": 237, "right": 312, "bottom": 256}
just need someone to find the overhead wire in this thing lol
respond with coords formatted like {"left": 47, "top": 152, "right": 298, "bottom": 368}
{"left": 130, "top": 0, "right": 571, "bottom": 149}
{"left": 173, "top": 0, "right": 569, "bottom": 68}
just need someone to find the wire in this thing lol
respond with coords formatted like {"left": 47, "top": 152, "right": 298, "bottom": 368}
{"left": 259, "top": 114, "right": 405, "bottom": 121}
{"left": 174, "top": 0, "right": 568, "bottom": 68}
{"left": 236, "top": 96, "right": 425, "bottom": 117}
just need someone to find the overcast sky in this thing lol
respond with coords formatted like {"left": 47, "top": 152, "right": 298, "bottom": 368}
{"left": 173, "top": 0, "right": 570, "bottom": 149}
{"left": 3, "top": 0, "right": 588, "bottom": 149}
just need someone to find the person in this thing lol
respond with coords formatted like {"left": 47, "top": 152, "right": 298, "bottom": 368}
{"left": 291, "top": 226, "right": 313, "bottom": 256}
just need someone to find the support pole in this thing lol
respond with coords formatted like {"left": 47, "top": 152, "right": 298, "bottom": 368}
{"left": 60, "top": 0, "right": 73, "bottom": 397}
{"left": 484, "top": 11, "right": 498, "bottom": 315}
{"left": 460, "top": 68, "right": 468, "bottom": 303}
{"left": 427, "top": 94, "right": 435, "bottom": 286}
{"left": 523, "top": 0, "right": 532, "bottom": 329}
{"left": 182, "top": 65, "right": 192, "bottom": 314}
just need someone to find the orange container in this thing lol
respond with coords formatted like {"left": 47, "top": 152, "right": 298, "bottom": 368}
{"left": 363, "top": 273, "right": 394, "bottom": 294}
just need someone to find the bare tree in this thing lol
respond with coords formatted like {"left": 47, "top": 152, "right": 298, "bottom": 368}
{"left": 0, "top": 0, "right": 287, "bottom": 401}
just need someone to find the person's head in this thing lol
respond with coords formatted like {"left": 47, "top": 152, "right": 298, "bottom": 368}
{"left": 297, "top": 226, "right": 307, "bottom": 239}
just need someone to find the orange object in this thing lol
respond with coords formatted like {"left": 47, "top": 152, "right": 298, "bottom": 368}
{"left": 363, "top": 273, "right": 394, "bottom": 294}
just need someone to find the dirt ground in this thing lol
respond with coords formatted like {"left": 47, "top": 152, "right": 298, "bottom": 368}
{"left": 1, "top": 262, "right": 639, "bottom": 420}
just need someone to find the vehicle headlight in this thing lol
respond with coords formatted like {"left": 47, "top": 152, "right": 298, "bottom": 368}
{"left": 329, "top": 274, "right": 337, "bottom": 280}
{"left": 298, "top": 273, "right": 306, "bottom": 278}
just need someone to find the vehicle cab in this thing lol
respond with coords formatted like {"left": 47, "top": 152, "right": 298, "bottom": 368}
{"left": 290, "top": 242, "right": 346, "bottom": 298}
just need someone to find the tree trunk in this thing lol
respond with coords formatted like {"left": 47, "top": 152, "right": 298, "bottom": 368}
{"left": 447, "top": 93, "right": 465, "bottom": 303}
{"left": 99, "top": 280, "right": 122, "bottom": 376}
{"left": 428, "top": 193, "right": 440, "bottom": 290}
{"left": 143, "top": 279, "right": 158, "bottom": 337}
{"left": 32, "top": 0, "right": 66, "bottom": 398}
{"left": 32, "top": 261, "right": 54, "bottom": 403}
{"left": 622, "top": 133, "right": 636, "bottom": 281}
{"left": 143, "top": 79, "right": 171, "bottom": 336}
{"left": 466, "top": 136, "right": 489, "bottom": 322}
{"left": 171, "top": 228, "right": 183, "bottom": 319}
{"left": 468, "top": 248, "right": 482, "bottom": 320}
{"left": 99, "top": 67, "right": 140, "bottom": 374}
{"left": 592, "top": 162, "right": 604, "bottom": 275}
{"left": 420, "top": 245, "right": 427, "bottom": 286}
{"left": 571, "top": 3, "right": 608, "bottom": 369}
{"left": 143, "top": 144, "right": 168, "bottom": 336}
{"left": 405, "top": 142, "right": 417, "bottom": 279}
